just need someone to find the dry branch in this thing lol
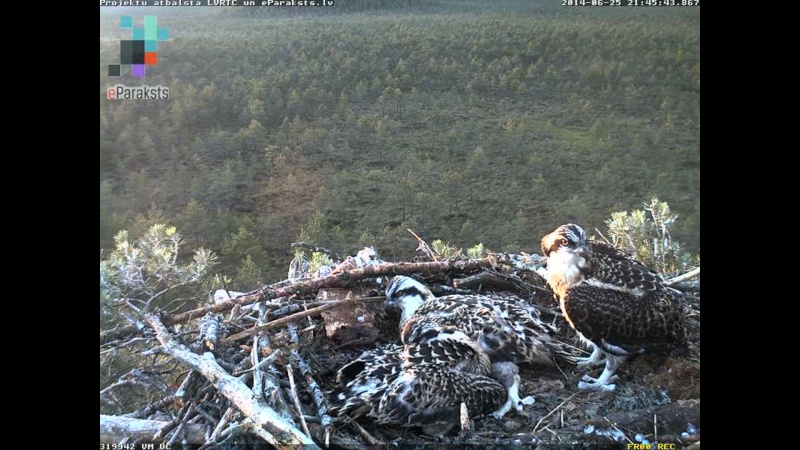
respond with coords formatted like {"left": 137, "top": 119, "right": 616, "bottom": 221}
{"left": 603, "top": 416, "right": 633, "bottom": 444}
{"left": 532, "top": 392, "right": 579, "bottom": 433}
{"left": 101, "top": 259, "right": 494, "bottom": 347}
{"left": 153, "top": 401, "right": 189, "bottom": 440}
{"left": 223, "top": 298, "right": 358, "bottom": 344}
{"left": 199, "top": 407, "right": 236, "bottom": 450}
{"left": 168, "top": 258, "right": 492, "bottom": 325}
{"left": 286, "top": 363, "right": 312, "bottom": 438}
{"left": 453, "top": 271, "right": 517, "bottom": 292}
{"left": 141, "top": 313, "right": 320, "bottom": 448}
{"left": 407, "top": 229, "right": 437, "bottom": 261}
{"left": 585, "top": 401, "right": 700, "bottom": 434}
{"left": 100, "top": 324, "right": 144, "bottom": 346}
{"left": 666, "top": 267, "right": 701, "bottom": 287}
{"left": 309, "top": 423, "right": 372, "bottom": 450}
{"left": 127, "top": 395, "right": 180, "bottom": 420}
{"left": 349, "top": 420, "right": 384, "bottom": 446}
{"left": 289, "top": 323, "right": 333, "bottom": 447}
{"left": 100, "top": 415, "right": 206, "bottom": 444}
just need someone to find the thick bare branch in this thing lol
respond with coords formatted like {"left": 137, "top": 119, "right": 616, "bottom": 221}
{"left": 168, "top": 258, "right": 492, "bottom": 325}
{"left": 100, "top": 415, "right": 206, "bottom": 445}
{"left": 453, "top": 271, "right": 518, "bottom": 292}
{"left": 666, "top": 267, "right": 700, "bottom": 287}
{"left": 142, "top": 313, "right": 320, "bottom": 449}
{"left": 223, "top": 297, "right": 359, "bottom": 344}
{"left": 101, "top": 259, "right": 493, "bottom": 347}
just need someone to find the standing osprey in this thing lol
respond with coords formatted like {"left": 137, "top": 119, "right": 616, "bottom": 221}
{"left": 385, "top": 275, "right": 576, "bottom": 416}
{"left": 540, "top": 223, "right": 687, "bottom": 391}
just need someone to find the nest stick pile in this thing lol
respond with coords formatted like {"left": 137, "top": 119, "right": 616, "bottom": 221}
{"left": 99, "top": 255, "right": 700, "bottom": 449}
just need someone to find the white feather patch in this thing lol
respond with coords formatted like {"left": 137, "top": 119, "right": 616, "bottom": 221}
{"left": 584, "top": 278, "right": 646, "bottom": 297}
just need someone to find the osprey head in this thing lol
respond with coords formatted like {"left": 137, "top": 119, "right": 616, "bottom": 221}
{"left": 385, "top": 276, "right": 433, "bottom": 324}
{"left": 541, "top": 223, "right": 588, "bottom": 257}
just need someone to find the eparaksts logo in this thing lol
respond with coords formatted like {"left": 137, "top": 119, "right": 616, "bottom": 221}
{"left": 108, "top": 15, "right": 169, "bottom": 78}
{"left": 107, "top": 85, "right": 170, "bottom": 100}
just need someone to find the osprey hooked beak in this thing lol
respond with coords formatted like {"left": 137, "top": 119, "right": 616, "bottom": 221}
{"left": 384, "top": 276, "right": 437, "bottom": 328}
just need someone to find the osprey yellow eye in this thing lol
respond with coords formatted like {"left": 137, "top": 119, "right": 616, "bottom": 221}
{"left": 560, "top": 238, "right": 570, "bottom": 246}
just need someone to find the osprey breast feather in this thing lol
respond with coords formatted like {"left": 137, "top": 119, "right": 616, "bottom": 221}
{"left": 540, "top": 223, "right": 687, "bottom": 391}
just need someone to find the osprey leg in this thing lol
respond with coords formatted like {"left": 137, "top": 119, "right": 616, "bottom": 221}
{"left": 577, "top": 354, "right": 624, "bottom": 391}
{"left": 489, "top": 362, "right": 535, "bottom": 419}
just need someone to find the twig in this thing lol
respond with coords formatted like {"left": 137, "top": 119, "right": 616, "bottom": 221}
{"left": 246, "top": 349, "right": 282, "bottom": 373}
{"left": 223, "top": 298, "right": 359, "bottom": 344}
{"left": 350, "top": 419, "right": 384, "bottom": 445}
{"left": 243, "top": 419, "right": 283, "bottom": 447}
{"left": 173, "top": 258, "right": 492, "bottom": 325}
{"left": 654, "top": 413, "right": 658, "bottom": 445}
{"left": 174, "top": 370, "right": 200, "bottom": 400}
{"left": 603, "top": 416, "right": 634, "bottom": 444}
{"left": 251, "top": 351, "right": 265, "bottom": 400}
{"left": 282, "top": 295, "right": 386, "bottom": 312}
{"left": 166, "top": 421, "right": 186, "bottom": 446}
{"left": 127, "top": 395, "right": 180, "bottom": 419}
{"left": 193, "top": 405, "right": 219, "bottom": 427}
{"left": 288, "top": 323, "right": 332, "bottom": 448}
{"left": 251, "top": 305, "right": 268, "bottom": 402}
{"left": 199, "top": 313, "right": 221, "bottom": 351}
{"left": 407, "top": 229, "right": 437, "bottom": 261}
{"left": 100, "top": 377, "right": 141, "bottom": 398}
{"left": 271, "top": 296, "right": 385, "bottom": 319}
{"left": 532, "top": 392, "right": 579, "bottom": 433}
{"left": 143, "top": 313, "right": 320, "bottom": 448}
{"left": 153, "top": 401, "right": 188, "bottom": 440}
{"left": 100, "top": 415, "right": 206, "bottom": 445}
{"left": 553, "top": 358, "right": 570, "bottom": 382}
{"left": 453, "top": 271, "right": 516, "bottom": 292}
{"left": 198, "top": 407, "right": 236, "bottom": 450}
{"left": 485, "top": 271, "right": 556, "bottom": 298}
{"left": 215, "top": 422, "right": 248, "bottom": 444}
{"left": 286, "top": 363, "right": 312, "bottom": 438}
{"left": 253, "top": 306, "right": 292, "bottom": 418}
{"left": 100, "top": 337, "right": 154, "bottom": 354}
{"left": 594, "top": 228, "right": 612, "bottom": 245}
{"left": 666, "top": 267, "right": 700, "bottom": 287}
{"left": 102, "top": 259, "right": 495, "bottom": 347}
{"left": 309, "top": 423, "right": 372, "bottom": 450}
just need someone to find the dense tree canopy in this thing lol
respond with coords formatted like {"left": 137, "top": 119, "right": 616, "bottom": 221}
{"left": 100, "top": 1, "right": 700, "bottom": 286}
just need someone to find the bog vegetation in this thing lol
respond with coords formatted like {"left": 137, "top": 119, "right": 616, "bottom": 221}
{"left": 100, "top": 0, "right": 699, "bottom": 292}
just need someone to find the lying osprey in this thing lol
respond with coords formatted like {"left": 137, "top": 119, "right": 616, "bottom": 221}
{"left": 331, "top": 339, "right": 522, "bottom": 430}
{"left": 540, "top": 223, "right": 688, "bottom": 391}
{"left": 385, "top": 275, "right": 576, "bottom": 416}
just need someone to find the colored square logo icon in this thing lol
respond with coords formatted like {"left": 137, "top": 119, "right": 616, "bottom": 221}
{"left": 108, "top": 16, "right": 168, "bottom": 78}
